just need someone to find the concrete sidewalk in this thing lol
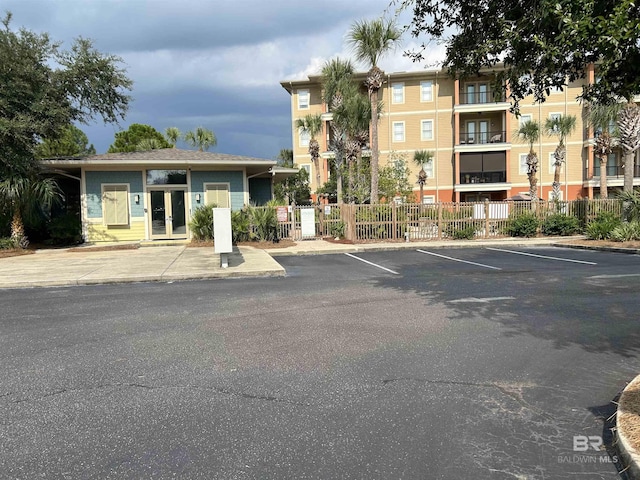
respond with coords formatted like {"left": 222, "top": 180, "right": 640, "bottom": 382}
{"left": 0, "top": 245, "right": 285, "bottom": 289}
{"left": 0, "top": 236, "right": 598, "bottom": 289}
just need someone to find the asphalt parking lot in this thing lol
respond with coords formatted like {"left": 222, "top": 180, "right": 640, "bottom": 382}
{"left": 2, "top": 246, "right": 639, "bottom": 479}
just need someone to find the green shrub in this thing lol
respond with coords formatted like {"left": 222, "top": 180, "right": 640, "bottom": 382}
{"left": 585, "top": 212, "right": 621, "bottom": 240}
{"left": 231, "top": 209, "right": 250, "bottom": 243}
{"left": 45, "top": 213, "right": 82, "bottom": 245}
{"left": 506, "top": 212, "right": 539, "bottom": 237}
{"left": 250, "top": 206, "right": 278, "bottom": 241}
{"left": 189, "top": 203, "right": 216, "bottom": 241}
{"left": 330, "top": 220, "right": 345, "bottom": 239}
{"left": 541, "top": 214, "right": 581, "bottom": 236}
{"left": 611, "top": 221, "right": 640, "bottom": 242}
{"left": 0, "top": 237, "right": 16, "bottom": 249}
{"left": 619, "top": 191, "right": 640, "bottom": 222}
{"left": 449, "top": 224, "right": 477, "bottom": 240}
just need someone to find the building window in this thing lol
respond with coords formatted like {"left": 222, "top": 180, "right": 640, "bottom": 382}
{"left": 392, "top": 82, "right": 404, "bottom": 104}
{"left": 300, "top": 164, "right": 311, "bottom": 182}
{"left": 518, "top": 114, "right": 533, "bottom": 128}
{"left": 421, "top": 81, "right": 433, "bottom": 102}
{"left": 549, "top": 152, "right": 560, "bottom": 174}
{"left": 422, "top": 195, "right": 435, "bottom": 204}
{"left": 299, "top": 128, "right": 310, "bottom": 147}
{"left": 549, "top": 113, "right": 562, "bottom": 132}
{"left": 421, "top": 120, "right": 434, "bottom": 141}
{"left": 298, "top": 89, "right": 309, "bottom": 110}
{"left": 519, "top": 154, "right": 529, "bottom": 175}
{"left": 548, "top": 190, "right": 563, "bottom": 201}
{"left": 204, "top": 183, "right": 230, "bottom": 208}
{"left": 146, "top": 170, "right": 187, "bottom": 185}
{"left": 423, "top": 159, "right": 434, "bottom": 178}
{"left": 102, "top": 184, "right": 129, "bottom": 226}
{"left": 392, "top": 122, "right": 405, "bottom": 142}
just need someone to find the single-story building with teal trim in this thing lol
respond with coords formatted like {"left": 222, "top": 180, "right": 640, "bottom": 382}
{"left": 42, "top": 149, "right": 297, "bottom": 243}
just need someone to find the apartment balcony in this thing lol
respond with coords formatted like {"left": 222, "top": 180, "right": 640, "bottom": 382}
{"left": 456, "top": 152, "right": 511, "bottom": 192}
{"left": 455, "top": 130, "right": 510, "bottom": 153}
{"left": 593, "top": 165, "right": 640, "bottom": 178}
{"left": 455, "top": 87, "right": 510, "bottom": 113}
{"left": 584, "top": 164, "right": 640, "bottom": 188}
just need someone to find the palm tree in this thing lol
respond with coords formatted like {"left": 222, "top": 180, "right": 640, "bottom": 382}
{"left": 617, "top": 103, "right": 640, "bottom": 193}
{"left": 545, "top": 115, "right": 577, "bottom": 202}
{"left": 347, "top": 18, "right": 401, "bottom": 203}
{"left": 295, "top": 114, "right": 323, "bottom": 192}
{"left": 136, "top": 138, "right": 164, "bottom": 151}
{"left": 333, "top": 82, "right": 373, "bottom": 202}
{"left": 517, "top": 120, "right": 541, "bottom": 203}
{"left": 165, "top": 127, "right": 181, "bottom": 148}
{"left": 184, "top": 127, "right": 217, "bottom": 151}
{"left": 586, "top": 103, "right": 622, "bottom": 198}
{"left": 413, "top": 150, "right": 434, "bottom": 204}
{"left": 322, "top": 58, "right": 356, "bottom": 203}
{"left": 0, "top": 170, "right": 61, "bottom": 248}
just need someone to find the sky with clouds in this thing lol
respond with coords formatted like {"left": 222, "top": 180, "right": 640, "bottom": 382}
{"left": 5, "top": 0, "right": 446, "bottom": 160}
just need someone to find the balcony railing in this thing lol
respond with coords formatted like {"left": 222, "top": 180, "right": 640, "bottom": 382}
{"left": 459, "top": 89, "right": 506, "bottom": 105}
{"left": 593, "top": 164, "right": 640, "bottom": 177}
{"left": 460, "top": 171, "right": 507, "bottom": 184}
{"left": 459, "top": 130, "right": 507, "bottom": 145}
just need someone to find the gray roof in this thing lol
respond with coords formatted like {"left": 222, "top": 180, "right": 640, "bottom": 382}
{"left": 42, "top": 148, "right": 276, "bottom": 167}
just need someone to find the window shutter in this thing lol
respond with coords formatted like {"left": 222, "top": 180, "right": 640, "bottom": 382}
{"left": 103, "top": 185, "right": 129, "bottom": 225}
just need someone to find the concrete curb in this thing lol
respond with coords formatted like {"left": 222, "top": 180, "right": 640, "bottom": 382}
{"left": 268, "top": 237, "right": 583, "bottom": 257}
{"left": 617, "top": 375, "right": 640, "bottom": 479}
{"left": 553, "top": 243, "right": 640, "bottom": 255}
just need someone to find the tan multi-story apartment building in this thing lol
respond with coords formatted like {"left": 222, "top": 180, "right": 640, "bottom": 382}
{"left": 281, "top": 65, "right": 640, "bottom": 203}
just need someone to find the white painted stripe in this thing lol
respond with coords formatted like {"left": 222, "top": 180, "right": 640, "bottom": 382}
{"left": 449, "top": 296, "right": 515, "bottom": 304}
{"left": 589, "top": 273, "right": 640, "bottom": 279}
{"left": 486, "top": 248, "right": 597, "bottom": 265}
{"left": 416, "top": 249, "right": 502, "bottom": 270}
{"left": 344, "top": 253, "right": 399, "bottom": 275}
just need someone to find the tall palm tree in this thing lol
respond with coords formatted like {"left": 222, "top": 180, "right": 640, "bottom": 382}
{"left": 184, "top": 127, "right": 217, "bottom": 151}
{"left": 347, "top": 18, "right": 401, "bottom": 203}
{"left": 413, "top": 150, "right": 434, "bottom": 204}
{"left": 586, "top": 103, "right": 622, "bottom": 198}
{"left": 545, "top": 114, "right": 577, "bottom": 202}
{"left": 294, "top": 113, "right": 323, "bottom": 192}
{"left": 0, "top": 170, "right": 61, "bottom": 248}
{"left": 333, "top": 83, "right": 373, "bottom": 202}
{"left": 322, "top": 58, "right": 356, "bottom": 203}
{"left": 517, "top": 120, "right": 541, "bottom": 203}
{"left": 617, "top": 103, "right": 640, "bottom": 193}
{"left": 165, "top": 127, "right": 181, "bottom": 148}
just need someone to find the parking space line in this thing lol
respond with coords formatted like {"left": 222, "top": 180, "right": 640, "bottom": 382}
{"left": 416, "top": 250, "right": 502, "bottom": 270}
{"left": 344, "top": 253, "right": 399, "bottom": 275}
{"left": 589, "top": 273, "right": 640, "bottom": 279}
{"left": 486, "top": 248, "right": 597, "bottom": 265}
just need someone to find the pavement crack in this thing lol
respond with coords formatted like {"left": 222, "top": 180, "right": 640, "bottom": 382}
{"left": 382, "top": 377, "right": 549, "bottom": 417}
{"left": 11, "top": 382, "right": 309, "bottom": 407}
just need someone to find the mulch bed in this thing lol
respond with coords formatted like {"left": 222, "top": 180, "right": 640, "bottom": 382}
{"left": 0, "top": 249, "right": 36, "bottom": 259}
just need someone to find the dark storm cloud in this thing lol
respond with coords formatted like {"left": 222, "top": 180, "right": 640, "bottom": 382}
{"left": 3, "top": 0, "right": 375, "bottom": 53}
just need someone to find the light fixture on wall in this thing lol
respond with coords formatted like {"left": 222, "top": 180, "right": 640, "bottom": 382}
{"left": 195, "top": 193, "right": 201, "bottom": 203}
{"left": 134, "top": 194, "right": 140, "bottom": 204}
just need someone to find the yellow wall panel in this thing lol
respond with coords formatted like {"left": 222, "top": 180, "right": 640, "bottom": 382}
{"left": 86, "top": 221, "right": 146, "bottom": 243}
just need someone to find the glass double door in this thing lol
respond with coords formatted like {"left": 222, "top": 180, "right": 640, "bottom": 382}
{"left": 149, "top": 188, "right": 187, "bottom": 239}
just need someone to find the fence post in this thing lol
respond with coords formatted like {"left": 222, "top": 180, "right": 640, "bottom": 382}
{"left": 290, "top": 203, "right": 296, "bottom": 240}
{"left": 392, "top": 202, "right": 397, "bottom": 241}
{"left": 437, "top": 202, "right": 443, "bottom": 240}
{"left": 484, "top": 199, "right": 490, "bottom": 239}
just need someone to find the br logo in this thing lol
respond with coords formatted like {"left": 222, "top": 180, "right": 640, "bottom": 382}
{"left": 573, "top": 435, "right": 603, "bottom": 452}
